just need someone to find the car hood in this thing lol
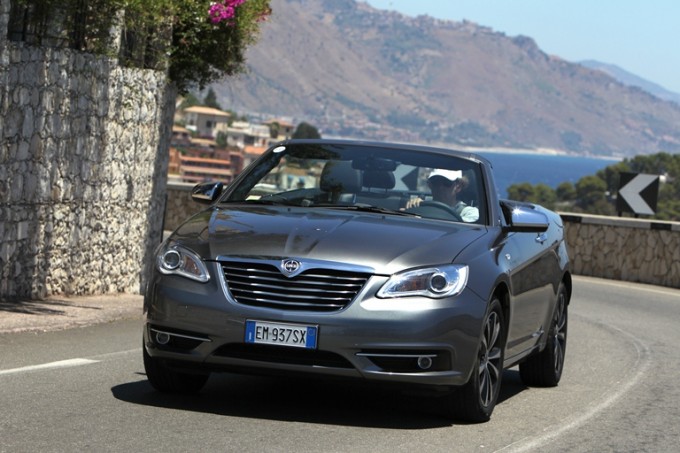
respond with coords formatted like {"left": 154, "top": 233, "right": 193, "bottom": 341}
{"left": 172, "top": 206, "right": 489, "bottom": 274}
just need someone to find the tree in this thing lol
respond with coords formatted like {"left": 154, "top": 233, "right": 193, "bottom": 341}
{"left": 507, "top": 183, "right": 535, "bottom": 202}
{"left": 533, "top": 184, "right": 557, "bottom": 210}
{"left": 203, "top": 88, "right": 222, "bottom": 110}
{"left": 292, "top": 122, "right": 321, "bottom": 139}
{"left": 165, "top": 0, "right": 271, "bottom": 92}
{"left": 575, "top": 175, "right": 612, "bottom": 215}
{"left": 556, "top": 182, "right": 576, "bottom": 202}
{"left": 507, "top": 183, "right": 556, "bottom": 209}
{"left": 177, "top": 92, "right": 201, "bottom": 110}
{"left": 269, "top": 121, "right": 280, "bottom": 138}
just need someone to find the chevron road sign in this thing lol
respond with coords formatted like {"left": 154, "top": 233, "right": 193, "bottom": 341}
{"left": 616, "top": 172, "right": 659, "bottom": 216}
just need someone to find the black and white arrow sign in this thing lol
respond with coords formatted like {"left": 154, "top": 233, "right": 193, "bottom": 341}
{"left": 617, "top": 172, "right": 659, "bottom": 216}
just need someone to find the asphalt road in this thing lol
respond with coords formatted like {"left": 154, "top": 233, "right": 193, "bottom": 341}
{"left": 1, "top": 276, "right": 678, "bottom": 452}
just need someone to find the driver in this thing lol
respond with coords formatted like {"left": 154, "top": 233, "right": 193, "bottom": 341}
{"left": 406, "top": 169, "right": 479, "bottom": 222}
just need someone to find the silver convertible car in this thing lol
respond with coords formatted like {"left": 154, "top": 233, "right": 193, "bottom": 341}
{"left": 143, "top": 139, "right": 571, "bottom": 422}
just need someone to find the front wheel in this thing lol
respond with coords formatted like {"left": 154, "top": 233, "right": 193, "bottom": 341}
{"left": 143, "top": 345, "right": 210, "bottom": 393}
{"left": 519, "top": 282, "right": 568, "bottom": 387}
{"left": 445, "top": 297, "right": 505, "bottom": 423}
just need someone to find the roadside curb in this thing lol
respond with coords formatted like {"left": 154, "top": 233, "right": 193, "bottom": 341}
{"left": 0, "top": 294, "right": 144, "bottom": 334}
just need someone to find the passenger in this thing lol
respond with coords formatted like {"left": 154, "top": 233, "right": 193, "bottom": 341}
{"left": 406, "top": 169, "right": 479, "bottom": 222}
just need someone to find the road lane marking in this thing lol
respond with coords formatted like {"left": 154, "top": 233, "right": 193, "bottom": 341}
{"left": 0, "top": 358, "right": 99, "bottom": 376}
{"left": 0, "top": 348, "right": 141, "bottom": 377}
{"left": 495, "top": 314, "right": 651, "bottom": 453}
{"left": 90, "top": 348, "right": 141, "bottom": 361}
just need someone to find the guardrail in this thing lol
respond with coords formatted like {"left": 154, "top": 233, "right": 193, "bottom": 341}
{"left": 164, "top": 183, "right": 680, "bottom": 289}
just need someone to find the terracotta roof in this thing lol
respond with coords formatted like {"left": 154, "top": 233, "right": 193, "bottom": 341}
{"left": 244, "top": 145, "right": 268, "bottom": 156}
{"left": 262, "top": 118, "right": 295, "bottom": 128}
{"left": 183, "top": 106, "right": 232, "bottom": 117}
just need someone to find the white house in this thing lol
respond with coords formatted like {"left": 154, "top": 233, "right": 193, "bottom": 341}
{"left": 182, "top": 106, "right": 232, "bottom": 138}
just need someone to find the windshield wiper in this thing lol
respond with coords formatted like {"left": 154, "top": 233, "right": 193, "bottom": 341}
{"left": 232, "top": 197, "right": 297, "bottom": 206}
{"left": 317, "top": 204, "right": 420, "bottom": 217}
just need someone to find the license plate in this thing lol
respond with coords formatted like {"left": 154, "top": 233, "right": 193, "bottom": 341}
{"left": 245, "top": 320, "right": 318, "bottom": 349}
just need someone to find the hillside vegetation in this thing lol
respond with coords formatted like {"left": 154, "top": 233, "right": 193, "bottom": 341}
{"left": 212, "top": 0, "right": 680, "bottom": 157}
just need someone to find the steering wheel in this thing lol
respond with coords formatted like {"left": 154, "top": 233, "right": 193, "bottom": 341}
{"left": 414, "top": 201, "right": 463, "bottom": 221}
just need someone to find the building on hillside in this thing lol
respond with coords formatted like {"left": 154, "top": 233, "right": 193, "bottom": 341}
{"left": 181, "top": 106, "right": 232, "bottom": 138}
{"left": 171, "top": 125, "right": 192, "bottom": 146}
{"left": 226, "top": 121, "right": 272, "bottom": 149}
{"left": 243, "top": 144, "right": 268, "bottom": 169}
{"left": 189, "top": 137, "right": 218, "bottom": 152}
{"left": 168, "top": 134, "right": 245, "bottom": 184}
{"left": 178, "top": 155, "right": 233, "bottom": 184}
{"left": 262, "top": 118, "right": 296, "bottom": 141}
{"left": 229, "top": 149, "right": 245, "bottom": 176}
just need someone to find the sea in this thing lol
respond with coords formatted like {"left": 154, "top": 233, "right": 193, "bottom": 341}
{"left": 477, "top": 152, "right": 620, "bottom": 197}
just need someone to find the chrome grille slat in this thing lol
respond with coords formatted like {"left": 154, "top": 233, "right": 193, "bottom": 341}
{"left": 232, "top": 296, "right": 345, "bottom": 309}
{"left": 229, "top": 281, "right": 361, "bottom": 294}
{"left": 230, "top": 289, "right": 352, "bottom": 301}
{"left": 221, "top": 261, "right": 371, "bottom": 312}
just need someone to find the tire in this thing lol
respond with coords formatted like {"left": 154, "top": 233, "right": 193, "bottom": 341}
{"left": 447, "top": 297, "right": 505, "bottom": 423}
{"left": 143, "top": 344, "right": 210, "bottom": 393}
{"left": 519, "top": 282, "right": 568, "bottom": 387}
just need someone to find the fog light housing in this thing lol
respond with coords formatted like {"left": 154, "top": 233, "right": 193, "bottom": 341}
{"left": 155, "top": 331, "right": 171, "bottom": 345}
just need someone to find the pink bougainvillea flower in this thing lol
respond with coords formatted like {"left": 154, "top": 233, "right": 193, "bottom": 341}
{"left": 209, "top": 0, "right": 248, "bottom": 24}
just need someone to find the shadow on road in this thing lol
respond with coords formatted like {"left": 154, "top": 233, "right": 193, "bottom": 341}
{"left": 0, "top": 299, "right": 99, "bottom": 316}
{"left": 111, "top": 369, "right": 528, "bottom": 429}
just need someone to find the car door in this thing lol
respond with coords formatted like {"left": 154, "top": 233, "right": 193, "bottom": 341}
{"left": 502, "top": 227, "right": 560, "bottom": 360}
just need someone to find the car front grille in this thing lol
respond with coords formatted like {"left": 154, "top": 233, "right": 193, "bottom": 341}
{"left": 220, "top": 261, "right": 371, "bottom": 312}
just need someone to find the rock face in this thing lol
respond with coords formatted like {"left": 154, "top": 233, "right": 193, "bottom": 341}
{"left": 0, "top": 0, "right": 174, "bottom": 300}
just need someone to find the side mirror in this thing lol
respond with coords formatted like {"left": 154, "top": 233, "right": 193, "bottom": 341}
{"left": 191, "top": 182, "right": 223, "bottom": 204}
{"left": 500, "top": 201, "right": 549, "bottom": 233}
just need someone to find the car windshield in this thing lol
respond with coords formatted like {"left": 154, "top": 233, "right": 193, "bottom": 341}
{"left": 222, "top": 142, "right": 487, "bottom": 225}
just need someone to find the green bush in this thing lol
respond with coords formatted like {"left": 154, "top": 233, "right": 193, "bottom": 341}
{"left": 9, "top": 0, "right": 271, "bottom": 92}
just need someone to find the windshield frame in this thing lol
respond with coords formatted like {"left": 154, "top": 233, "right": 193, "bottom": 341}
{"left": 219, "top": 141, "right": 490, "bottom": 225}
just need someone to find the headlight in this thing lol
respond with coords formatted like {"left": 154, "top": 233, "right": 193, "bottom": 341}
{"left": 156, "top": 243, "right": 210, "bottom": 283}
{"left": 377, "top": 265, "right": 468, "bottom": 299}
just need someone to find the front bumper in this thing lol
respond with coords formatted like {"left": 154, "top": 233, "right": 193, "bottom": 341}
{"left": 144, "top": 263, "right": 488, "bottom": 387}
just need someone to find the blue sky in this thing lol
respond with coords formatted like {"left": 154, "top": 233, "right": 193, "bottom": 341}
{"left": 363, "top": 0, "right": 680, "bottom": 94}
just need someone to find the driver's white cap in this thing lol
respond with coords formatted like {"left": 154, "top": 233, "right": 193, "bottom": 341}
{"left": 428, "top": 169, "right": 462, "bottom": 182}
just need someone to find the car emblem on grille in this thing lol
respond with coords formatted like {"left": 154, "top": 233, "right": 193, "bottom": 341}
{"left": 281, "top": 259, "right": 302, "bottom": 277}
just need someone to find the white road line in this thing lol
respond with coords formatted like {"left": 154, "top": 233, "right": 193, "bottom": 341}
{"left": 0, "top": 358, "right": 100, "bottom": 376}
{"left": 495, "top": 315, "right": 652, "bottom": 453}
{"left": 89, "top": 348, "right": 141, "bottom": 361}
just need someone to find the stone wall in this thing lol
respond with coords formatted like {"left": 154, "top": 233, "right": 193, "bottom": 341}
{"left": 163, "top": 182, "right": 203, "bottom": 232}
{"left": 0, "top": 0, "right": 174, "bottom": 300}
{"left": 163, "top": 182, "right": 680, "bottom": 289}
{"left": 562, "top": 214, "right": 680, "bottom": 289}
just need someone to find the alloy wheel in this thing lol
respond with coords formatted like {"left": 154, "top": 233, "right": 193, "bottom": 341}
{"left": 479, "top": 310, "right": 502, "bottom": 407}
{"left": 553, "top": 291, "right": 567, "bottom": 375}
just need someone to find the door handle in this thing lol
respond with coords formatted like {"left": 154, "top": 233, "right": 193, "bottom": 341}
{"left": 535, "top": 233, "right": 548, "bottom": 244}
